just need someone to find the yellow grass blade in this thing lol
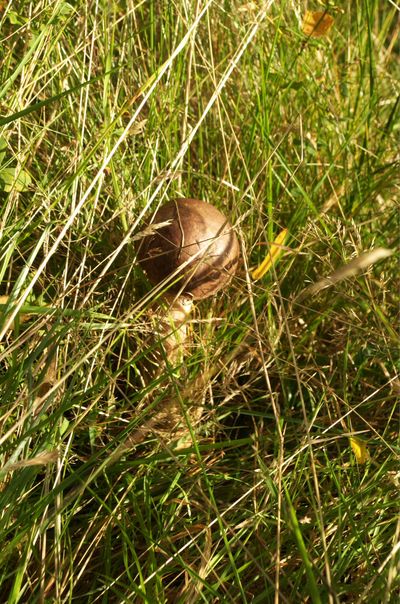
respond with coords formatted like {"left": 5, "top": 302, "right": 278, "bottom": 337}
{"left": 252, "top": 228, "right": 288, "bottom": 281}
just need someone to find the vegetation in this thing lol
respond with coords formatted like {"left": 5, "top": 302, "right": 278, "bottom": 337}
{"left": 0, "top": 1, "right": 399, "bottom": 602}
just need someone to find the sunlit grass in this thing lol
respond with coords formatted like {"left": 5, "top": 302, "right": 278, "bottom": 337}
{"left": 0, "top": 1, "right": 399, "bottom": 602}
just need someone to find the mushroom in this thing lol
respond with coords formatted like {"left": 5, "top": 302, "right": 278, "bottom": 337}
{"left": 131, "top": 198, "right": 240, "bottom": 442}
{"left": 137, "top": 198, "right": 239, "bottom": 300}
{"left": 136, "top": 198, "right": 239, "bottom": 365}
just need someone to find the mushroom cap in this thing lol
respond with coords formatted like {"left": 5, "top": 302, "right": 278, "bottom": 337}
{"left": 136, "top": 198, "right": 240, "bottom": 299}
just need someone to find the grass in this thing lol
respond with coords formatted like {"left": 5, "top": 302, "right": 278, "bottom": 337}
{"left": 0, "top": 0, "right": 399, "bottom": 602}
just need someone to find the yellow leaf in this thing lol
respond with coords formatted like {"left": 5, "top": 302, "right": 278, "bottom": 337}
{"left": 349, "top": 436, "right": 370, "bottom": 464}
{"left": 252, "top": 228, "right": 288, "bottom": 281}
{"left": 302, "top": 11, "right": 334, "bottom": 37}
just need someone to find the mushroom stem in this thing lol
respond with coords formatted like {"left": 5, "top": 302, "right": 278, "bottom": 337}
{"left": 147, "top": 293, "right": 194, "bottom": 378}
{"left": 119, "top": 295, "right": 195, "bottom": 450}
{"left": 129, "top": 198, "right": 240, "bottom": 448}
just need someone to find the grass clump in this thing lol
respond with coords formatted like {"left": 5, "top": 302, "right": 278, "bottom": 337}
{"left": 0, "top": 1, "right": 399, "bottom": 602}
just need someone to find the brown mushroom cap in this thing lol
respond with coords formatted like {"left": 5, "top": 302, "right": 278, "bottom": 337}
{"left": 136, "top": 198, "right": 240, "bottom": 299}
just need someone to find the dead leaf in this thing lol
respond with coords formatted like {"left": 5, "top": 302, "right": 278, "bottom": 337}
{"left": 302, "top": 10, "right": 334, "bottom": 37}
{"left": 36, "top": 352, "right": 58, "bottom": 399}
{"left": 130, "top": 118, "right": 147, "bottom": 135}
{"left": 238, "top": 2, "right": 257, "bottom": 12}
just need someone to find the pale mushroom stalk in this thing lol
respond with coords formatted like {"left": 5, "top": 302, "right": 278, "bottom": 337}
{"left": 127, "top": 198, "right": 240, "bottom": 446}
{"left": 146, "top": 292, "right": 194, "bottom": 379}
